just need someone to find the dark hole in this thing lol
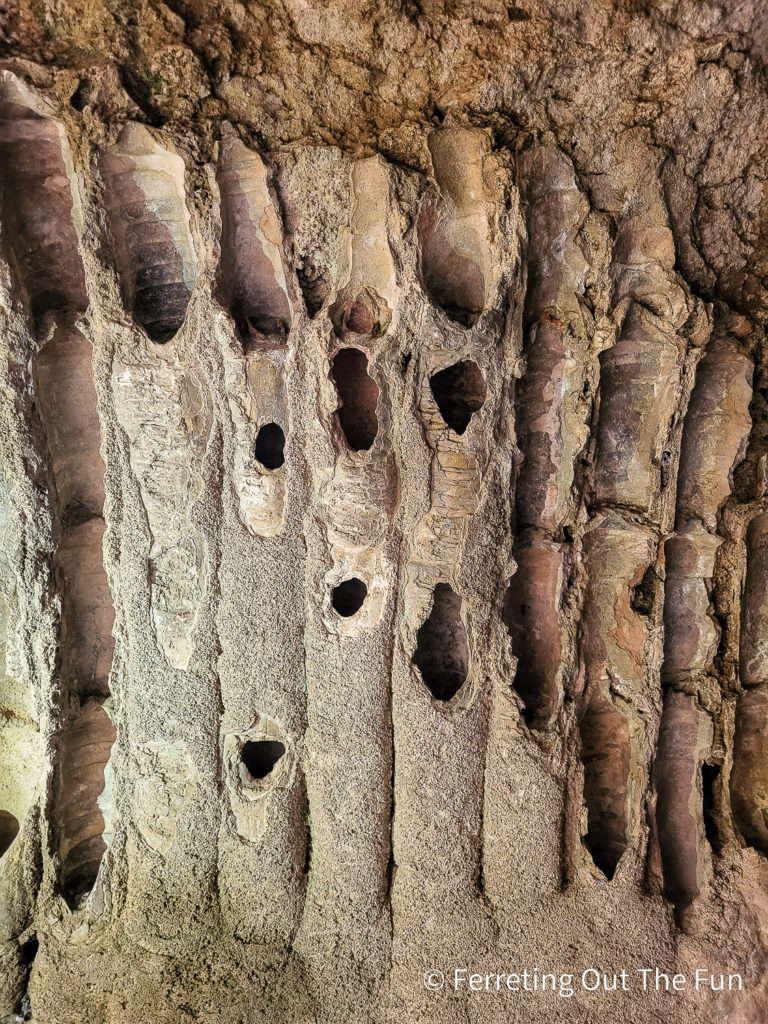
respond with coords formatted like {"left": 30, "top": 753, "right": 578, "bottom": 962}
{"left": 702, "top": 763, "right": 722, "bottom": 853}
{"left": 413, "top": 583, "right": 469, "bottom": 702}
{"left": 332, "top": 578, "right": 368, "bottom": 616}
{"left": 429, "top": 359, "right": 487, "bottom": 434}
{"left": 146, "top": 327, "right": 177, "bottom": 344}
{"left": 0, "top": 810, "right": 19, "bottom": 858}
{"left": 630, "top": 564, "right": 657, "bottom": 617}
{"left": 20, "top": 938, "right": 38, "bottom": 965}
{"left": 331, "top": 347, "right": 379, "bottom": 451}
{"left": 401, "top": 351, "right": 412, "bottom": 374}
{"left": 30, "top": 289, "right": 72, "bottom": 323}
{"left": 70, "top": 79, "right": 92, "bottom": 110}
{"left": 255, "top": 422, "right": 286, "bottom": 470}
{"left": 242, "top": 740, "right": 285, "bottom": 780}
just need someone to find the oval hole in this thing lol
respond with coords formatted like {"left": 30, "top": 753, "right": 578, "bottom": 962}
{"left": 413, "top": 583, "right": 469, "bottom": 701}
{"left": 0, "top": 810, "right": 19, "bottom": 858}
{"left": 332, "top": 578, "right": 368, "bottom": 617}
{"left": 255, "top": 422, "right": 286, "bottom": 470}
{"left": 429, "top": 359, "right": 486, "bottom": 434}
{"left": 331, "top": 348, "right": 379, "bottom": 451}
{"left": 242, "top": 740, "right": 286, "bottom": 780}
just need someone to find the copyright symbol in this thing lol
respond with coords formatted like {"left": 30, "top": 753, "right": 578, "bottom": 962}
{"left": 423, "top": 970, "right": 445, "bottom": 990}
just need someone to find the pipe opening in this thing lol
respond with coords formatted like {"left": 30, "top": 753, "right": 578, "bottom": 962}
{"left": 242, "top": 740, "right": 286, "bottom": 781}
{"left": 331, "top": 578, "right": 368, "bottom": 617}
{"left": 255, "top": 422, "right": 286, "bottom": 470}
{"left": 429, "top": 359, "right": 486, "bottom": 434}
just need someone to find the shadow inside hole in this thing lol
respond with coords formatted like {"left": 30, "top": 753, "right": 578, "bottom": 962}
{"left": 70, "top": 79, "right": 92, "bottom": 110}
{"left": 255, "top": 422, "right": 286, "bottom": 470}
{"left": 0, "top": 810, "right": 19, "bottom": 858}
{"left": 331, "top": 347, "right": 379, "bottom": 451}
{"left": 702, "top": 762, "right": 722, "bottom": 853}
{"left": 630, "top": 564, "right": 657, "bottom": 616}
{"left": 332, "top": 578, "right": 368, "bottom": 617}
{"left": 20, "top": 937, "right": 38, "bottom": 965}
{"left": 429, "top": 359, "right": 487, "bottom": 434}
{"left": 413, "top": 583, "right": 469, "bottom": 702}
{"left": 242, "top": 739, "right": 286, "bottom": 780}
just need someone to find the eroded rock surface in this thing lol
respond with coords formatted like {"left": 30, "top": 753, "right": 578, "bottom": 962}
{"left": 0, "top": 3, "right": 768, "bottom": 1021}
